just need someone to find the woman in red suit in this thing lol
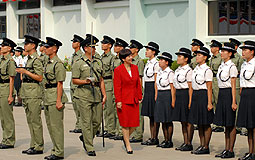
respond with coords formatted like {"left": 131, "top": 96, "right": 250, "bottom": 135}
{"left": 114, "top": 49, "right": 143, "bottom": 154}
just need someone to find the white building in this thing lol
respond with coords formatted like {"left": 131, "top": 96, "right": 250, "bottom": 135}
{"left": 0, "top": 0, "right": 254, "bottom": 101}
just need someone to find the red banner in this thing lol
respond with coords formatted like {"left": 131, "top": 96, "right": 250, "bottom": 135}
{"left": 1, "top": 0, "right": 27, "bottom": 2}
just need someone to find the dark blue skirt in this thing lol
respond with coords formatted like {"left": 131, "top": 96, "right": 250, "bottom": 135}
{"left": 237, "top": 88, "right": 255, "bottom": 129}
{"left": 172, "top": 89, "right": 189, "bottom": 122}
{"left": 141, "top": 82, "right": 156, "bottom": 117}
{"left": 213, "top": 88, "right": 236, "bottom": 127}
{"left": 188, "top": 90, "right": 214, "bottom": 125}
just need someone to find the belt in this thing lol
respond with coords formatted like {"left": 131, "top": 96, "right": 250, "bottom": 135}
{"left": 23, "top": 79, "right": 39, "bottom": 83}
{"left": 78, "top": 82, "right": 100, "bottom": 88}
{"left": 45, "top": 83, "right": 57, "bottom": 89}
{"left": 103, "top": 76, "right": 112, "bottom": 80}
{"left": 0, "top": 79, "right": 10, "bottom": 83}
{"left": 213, "top": 72, "right": 217, "bottom": 77}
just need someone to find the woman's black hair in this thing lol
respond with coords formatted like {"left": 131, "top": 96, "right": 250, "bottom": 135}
{"left": 183, "top": 55, "right": 191, "bottom": 64}
{"left": 119, "top": 49, "right": 132, "bottom": 63}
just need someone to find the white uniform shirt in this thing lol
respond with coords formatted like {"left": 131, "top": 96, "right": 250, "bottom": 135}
{"left": 144, "top": 57, "right": 160, "bottom": 82}
{"left": 192, "top": 63, "right": 213, "bottom": 90}
{"left": 156, "top": 67, "right": 174, "bottom": 90}
{"left": 21, "top": 56, "right": 28, "bottom": 67}
{"left": 13, "top": 55, "right": 24, "bottom": 67}
{"left": 173, "top": 64, "right": 192, "bottom": 89}
{"left": 216, "top": 60, "right": 238, "bottom": 88}
{"left": 240, "top": 57, "right": 255, "bottom": 88}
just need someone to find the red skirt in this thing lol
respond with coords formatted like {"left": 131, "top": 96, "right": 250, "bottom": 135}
{"left": 117, "top": 103, "right": 139, "bottom": 127}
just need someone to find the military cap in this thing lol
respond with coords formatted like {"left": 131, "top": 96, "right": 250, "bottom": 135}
{"left": 81, "top": 34, "right": 99, "bottom": 47}
{"left": 44, "top": 37, "right": 63, "bottom": 47}
{"left": 114, "top": 38, "right": 128, "bottom": 48}
{"left": 1, "top": 38, "right": 17, "bottom": 48}
{"left": 194, "top": 46, "right": 211, "bottom": 58}
{"left": 144, "top": 41, "right": 160, "bottom": 53}
{"left": 239, "top": 40, "right": 255, "bottom": 51}
{"left": 128, "top": 40, "right": 143, "bottom": 50}
{"left": 158, "top": 52, "right": 173, "bottom": 63}
{"left": 229, "top": 38, "right": 241, "bottom": 47}
{"left": 71, "top": 34, "right": 84, "bottom": 43}
{"left": 191, "top": 39, "right": 204, "bottom": 47}
{"left": 24, "top": 35, "right": 41, "bottom": 45}
{"left": 39, "top": 41, "right": 46, "bottom": 47}
{"left": 220, "top": 42, "right": 236, "bottom": 58}
{"left": 101, "top": 35, "right": 115, "bottom": 45}
{"left": 210, "top": 40, "right": 222, "bottom": 48}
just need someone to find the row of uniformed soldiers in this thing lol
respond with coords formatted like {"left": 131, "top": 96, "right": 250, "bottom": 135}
{"left": 0, "top": 35, "right": 67, "bottom": 160}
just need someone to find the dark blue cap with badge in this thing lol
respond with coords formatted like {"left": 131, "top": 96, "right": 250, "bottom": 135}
{"left": 71, "top": 34, "right": 84, "bottom": 43}
{"left": 144, "top": 41, "right": 160, "bottom": 53}
{"left": 194, "top": 46, "right": 211, "bottom": 58}
{"left": 239, "top": 40, "right": 255, "bottom": 51}
{"left": 175, "top": 47, "right": 192, "bottom": 58}
{"left": 81, "top": 34, "right": 99, "bottom": 47}
{"left": 157, "top": 52, "right": 173, "bottom": 64}
{"left": 44, "top": 37, "right": 63, "bottom": 47}
{"left": 229, "top": 38, "right": 241, "bottom": 47}
{"left": 191, "top": 39, "right": 204, "bottom": 47}
{"left": 128, "top": 40, "right": 143, "bottom": 50}
{"left": 101, "top": 35, "right": 115, "bottom": 45}
{"left": 220, "top": 42, "right": 236, "bottom": 58}
{"left": 114, "top": 38, "right": 128, "bottom": 48}
{"left": 210, "top": 40, "right": 222, "bottom": 48}
{"left": 39, "top": 41, "right": 46, "bottom": 47}
{"left": 15, "top": 47, "right": 24, "bottom": 52}
{"left": 1, "top": 38, "right": 17, "bottom": 48}
{"left": 24, "top": 35, "right": 41, "bottom": 45}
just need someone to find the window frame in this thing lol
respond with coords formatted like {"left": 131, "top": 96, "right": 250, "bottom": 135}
{"left": 53, "top": 0, "right": 81, "bottom": 7}
{"left": 18, "top": 13, "right": 41, "bottom": 39}
{"left": 208, "top": 0, "right": 255, "bottom": 36}
{"left": 0, "top": 16, "right": 6, "bottom": 39}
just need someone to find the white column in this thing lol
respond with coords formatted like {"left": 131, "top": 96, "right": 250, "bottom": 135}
{"left": 6, "top": 1, "right": 18, "bottom": 40}
{"left": 81, "top": 0, "right": 97, "bottom": 36}
{"left": 40, "top": 0, "right": 54, "bottom": 40}
{"left": 129, "top": 0, "right": 147, "bottom": 44}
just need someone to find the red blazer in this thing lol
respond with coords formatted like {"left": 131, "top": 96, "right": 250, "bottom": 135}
{"left": 114, "top": 64, "right": 142, "bottom": 104}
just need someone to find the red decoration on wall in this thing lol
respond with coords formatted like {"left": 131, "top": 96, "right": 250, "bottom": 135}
{"left": 1, "top": 0, "right": 27, "bottom": 2}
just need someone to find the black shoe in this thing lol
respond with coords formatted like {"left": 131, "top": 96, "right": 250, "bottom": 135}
{"left": 114, "top": 135, "right": 123, "bottom": 140}
{"left": 105, "top": 133, "right": 115, "bottom": 138}
{"left": 156, "top": 141, "right": 166, "bottom": 147}
{"left": 141, "top": 138, "right": 151, "bottom": 145}
{"left": 14, "top": 102, "right": 22, "bottom": 106}
{"left": 215, "top": 150, "right": 227, "bottom": 158}
{"left": 161, "top": 141, "right": 173, "bottom": 148}
{"left": 194, "top": 126, "right": 198, "bottom": 130}
{"left": 69, "top": 129, "right": 82, "bottom": 133}
{"left": 0, "top": 144, "right": 14, "bottom": 149}
{"left": 191, "top": 146, "right": 203, "bottom": 154}
{"left": 238, "top": 153, "right": 253, "bottom": 160}
{"left": 147, "top": 138, "right": 159, "bottom": 146}
{"left": 194, "top": 147, "right": 210, "bottom": 155}
{"left": 45, "top": 154, "right": 64, "bottom": 160}
{"left": 212, "top": 127, "right": 224, "bottom": 132}
{"left": 22, "top": 147, "right": 34, "bottom": 154}
{"left": 180, "top": 144, "right": 193, "bottom": 151}
{"left": 221, "top": 151, "right": 235, "bottom": 159}
{"left": 129, "top": 137, "right": 143, "bottom": 143}
{"left": 95, "top": 131, "right": 100, "bottom": 137}
{"left": 97, "top": 131, "right": 108, "bottom": 137}
{"left": 240, "top": 131, "right": 248, "bottom": 136}
{"left": 87, "top": 151, "right": 96, "bottom": 156}
{"left": 236, "top": 129, "right": 242, "bottom": 134}
{"left": 109, "top": 135, "right": 116, "bottom": 140}
{"left": 127, "top": 150, "right": 133, "bottom": 154}
{"left": 26, "top": 149, "right": 43, "bottom": 155}
{"left": 175, "top": 143, "right": 185, "bottom": 150}
{"left": 79, "top": 135, "right": 87, "bottom": 151}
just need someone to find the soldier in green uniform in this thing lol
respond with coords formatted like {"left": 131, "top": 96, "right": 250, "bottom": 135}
{"left": 128, "top": 40, "right": 145, "bottom": 143}
{"left": 99, "top": 35, "right": 116, "bottom": 138}
{"left": 229, "top": 38, "right": 246, "bottom": 136}
{"left": 72, "top": 35, "right": 106, "bottom": 156}
{"left": 17, "top": 35, "right": 44, "bottom": 155}
{"left": 43, "top": 37, "right": 68, "bottom": 160}
{"left": 209, "top": 40, "right": 224, "bottom": 132}
{"left": 69, "top": 34, "right": 84, "bottom": 134}
{"left": 0, "top": 38, "right": 16, "bottom": 149}
{"left": 190, "top": 39, "right": 204, "bottom": 69}
{"left": 109, "top": 38, "right": 128, "bottom": 141}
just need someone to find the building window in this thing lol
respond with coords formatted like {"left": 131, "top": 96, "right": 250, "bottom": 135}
{"left": 19, "top": 14, "right": 40, "bottom": 39}
{"left": 209, "top": 0, "right": 255, "bottom": 35}
{"left": 0, "top": 16, "right": 6, "bottom": 39}
{"left": 0, "top": 3, "right": 6, "bottom": 11}
{"left": 18, "top": 0, "right": 40, "bottom": 10}
{"left": 53, "top": 0, "right": 81, "bottom": 6}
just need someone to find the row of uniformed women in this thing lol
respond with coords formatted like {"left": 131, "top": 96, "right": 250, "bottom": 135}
{"left": 140, "top": 40, "right": 255, "bottom": 160}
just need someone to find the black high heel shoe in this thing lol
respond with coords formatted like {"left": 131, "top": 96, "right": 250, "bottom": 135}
{"left": 122, "top": 139, "right": 133, "bottom": 154}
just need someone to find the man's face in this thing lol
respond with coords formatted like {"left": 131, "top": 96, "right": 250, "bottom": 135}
{"left": 24, "top": 42, "right": 35, "bottom": 52}
{"left": 45, "top": 45, "right": 57, "bottom": 56}
{"left": 72, "top": 41, "right": 80, "bottom": 49}
{"left": 0, "top": 45, "right": 11, "bottom": 54}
